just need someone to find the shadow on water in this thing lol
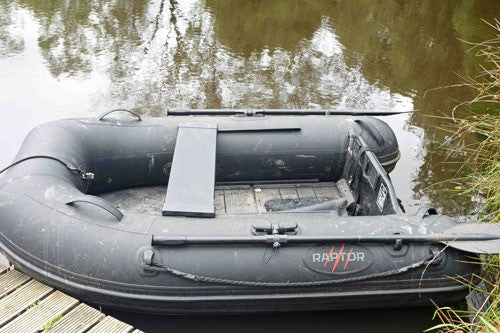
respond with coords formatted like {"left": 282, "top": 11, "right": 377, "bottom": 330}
{"left": 106, "top": 307, "right": 437, "bottom": 333}
{"left": 0, "top": 0, "right": 498, "bottom": 331}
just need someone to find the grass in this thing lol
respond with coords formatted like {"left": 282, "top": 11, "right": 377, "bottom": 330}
{"left": 446, "top": 114, "right": 500, "bottom": 222}
{"left": 427, "top": 19, "right": 499, "bottom": 333}
{"left": 43, "top": 313, "right": 62, "bottom": 331}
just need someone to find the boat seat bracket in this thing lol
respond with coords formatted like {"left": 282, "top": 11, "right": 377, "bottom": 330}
{"left": 337, "top": 178, "right": 355, "bottom": 209}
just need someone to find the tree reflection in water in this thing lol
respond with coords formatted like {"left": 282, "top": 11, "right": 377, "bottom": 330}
{"left": 0, "top": 0, "right": 498, "bottom": 216}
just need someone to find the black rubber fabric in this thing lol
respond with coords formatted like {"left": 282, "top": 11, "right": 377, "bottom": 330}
{"left": 0, "top": 115, "right": 480, "bottom": 314}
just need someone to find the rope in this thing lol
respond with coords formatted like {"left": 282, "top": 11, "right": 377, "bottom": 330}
{"left": 142, "top": 254, "right": 434, "bottom": 287}
{"left": 0, "top": 156, "right": 94, "bottom": 180}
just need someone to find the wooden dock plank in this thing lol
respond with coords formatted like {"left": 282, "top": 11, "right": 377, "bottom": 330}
{"left": 0, "top": 266, "right": 139, "bottom": 332}
{"left": 254, "top": 188, "right": 280, "bottom": 213}
{"left": 87, "top": 316, "right": 133, "bottom": 333}
{"left": 0, "top": 280, "right": 53, "bottom": 327}
{"left": 0, "top": 290, "right": 78, "bottom": 333}
{"left": 48, "top": 303, "right": 104, "bottom": 333}
{"left": 0, "top": 270, "right": 31, "bottom": 299}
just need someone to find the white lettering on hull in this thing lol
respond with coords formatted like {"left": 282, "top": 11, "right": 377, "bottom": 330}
{"left": 312, "top": 252, "right": 365, "bottom": 263}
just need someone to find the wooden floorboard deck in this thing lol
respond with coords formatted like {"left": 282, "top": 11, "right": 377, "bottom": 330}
{"left": 0, "top": 267, "right": 143, "bottom": 333}
{"left": 100, "top": 182, "right": 343, "bottom": 216}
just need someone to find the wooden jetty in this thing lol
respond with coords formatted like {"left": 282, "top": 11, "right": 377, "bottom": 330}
{"left": 0, "top": 264, "right": 143, "bottom": 333}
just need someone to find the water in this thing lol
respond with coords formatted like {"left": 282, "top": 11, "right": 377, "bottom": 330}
{"left": 0, "top": 0, "right": 497, "bottom": 331}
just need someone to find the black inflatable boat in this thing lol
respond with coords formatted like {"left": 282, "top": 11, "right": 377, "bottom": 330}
{"left": 0, "top": 109, "right": 498, "bottom": 314}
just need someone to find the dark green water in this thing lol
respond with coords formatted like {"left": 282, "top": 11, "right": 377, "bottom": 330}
{"left": 0, "top": 0, "right": 498, "bottom": 331}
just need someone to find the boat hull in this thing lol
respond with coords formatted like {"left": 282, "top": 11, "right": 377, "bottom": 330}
{"left": 1, "top": 235, "right": 475, "bottom": 314}
{"left": 0, "top": 115, "right": 479, "bottom": 313}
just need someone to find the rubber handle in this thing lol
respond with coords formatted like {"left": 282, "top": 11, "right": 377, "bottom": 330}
{"left": 66, "top": 196, "right": 123, "bottom": 221}
{"left": 98, "top": 109, "right": 142, "bottom": 121}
